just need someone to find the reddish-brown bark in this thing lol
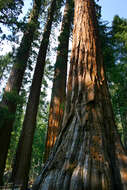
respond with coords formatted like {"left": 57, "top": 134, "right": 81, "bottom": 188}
{"left": 32, "top": 0, "right": 127, "bottom": 190}
{"left": 43, "top": 0, "right": 73, "bottom": 162}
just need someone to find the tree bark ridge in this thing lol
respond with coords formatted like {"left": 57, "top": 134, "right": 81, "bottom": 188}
{"left": 32, "top": 0, "right": 127, "bottom": 189}
{"left": 44, "top": 0, "right": 73, "bottom": 162}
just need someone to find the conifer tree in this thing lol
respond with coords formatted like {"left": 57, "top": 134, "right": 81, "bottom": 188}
{"left": 0, "top": 0, "right": 42, "bottom": 185}
{"left": 44, "top": 0, "right": 73, "bottom": 162}
{"left": 11, "top": 0, "right": 63, "bottom": 189}
{"left": 32, "top": 0, "right": 127, "bottom": 189}
{"left": 109, "top": 16, "right": 127, "bottom": 148}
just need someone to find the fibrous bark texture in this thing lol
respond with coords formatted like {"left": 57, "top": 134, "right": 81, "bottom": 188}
{"left": 11, "top": 0, "right": 58, "bottom": 189}
{"left": 32, "top": 0, "right": 127, "bottom": 190}
{"left": 0, "top": 0, "right": 41, "bottom": 185}
{"left": 43, "top": 0, "right": 73, "bottom": 162}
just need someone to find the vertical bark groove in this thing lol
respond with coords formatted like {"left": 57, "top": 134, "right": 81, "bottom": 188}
{"left": 44, "top": 0, "right": 73, "bottom": 162}
{"left": 32, "top": 0, "right": 127, "bottom": 189}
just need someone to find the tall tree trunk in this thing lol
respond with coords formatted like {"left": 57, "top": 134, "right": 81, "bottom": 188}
{"left": 32, "top": 0, "right": 127, "bottom": 190}
{"left": 43, "top": 0, "right": 73, "bottom": 162}
{"left": 11, "top": 0, "right": 59, "bottom": 189}
{"left": 0, "top": 0, "right": 42, "bottom": 185}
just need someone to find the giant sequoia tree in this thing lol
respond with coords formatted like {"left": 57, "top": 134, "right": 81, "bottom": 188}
{"left": 32, "top": 0, "right": 127, "bottom": 189}
{"left": 0, "top": 0, "right": 42, "bottom": 185}
{"left": 44, "top": 0, "right": 73, "bottom": 162}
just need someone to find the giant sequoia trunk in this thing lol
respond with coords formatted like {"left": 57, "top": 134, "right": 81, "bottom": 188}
{"left": 32, "top": 0, "right": 127, "bottom": 190}
{"left": 11, "top": 0, "right": 58, "bottom": 189}
{"left": 43, "top": 0, "right": 73, "bottom": 162}
{"left": 0, "top": 0, "right": 41, "bottom": 185}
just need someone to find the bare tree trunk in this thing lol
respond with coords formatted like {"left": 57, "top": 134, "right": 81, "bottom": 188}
{"left": 43, "top": 0, "right": 73, "bottom": 162}
{"left": 0, "top": 0, "right": 42, "bottom": 185}
{"left": 32, "top": 0, "right": 127, "bottom": 190}
{"left": 11, "top": 0, "right": 59, "bottom": 189}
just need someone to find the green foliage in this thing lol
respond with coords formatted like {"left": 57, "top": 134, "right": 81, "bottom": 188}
{"left": 4, "top": 90, "right": 23, "bottom": 104}
{"left": 0, "top": 90, "right": 24, "bottom": 129}
{"left": 29, "top": 100, "right": 49, "bottom": 182}
{"left": 0, "top": 53, "right": 12, "bottom": 82}
{"left": 110, "top": 16, "right": 127, "bottom": 117}
{"left": 0, "top": 89, "right": 23, "bottom": 128}
{"left": 0, "top": 0, "right": 24, "bottom": 43}
{"left": 101, "top": 15, "right": 127, "bottom": 146}
{"left": 0, "top": 0, "right": 24, "bottom": 26}
{"left": 4, "top": 58, "right": 53, "bottom": 183}
{"left": 0, "top": 105, "right": 14, "bottom": 129}
{"left": 5, "top": 90, "right": 26, "bottom": 183}
{"left": 28, "top": 59, "right": 53, "bottom": 182}
{"left": 0, "top": 0, "right": 62, "bottom": 185}
{"left": 112, "top": 15, "right": 127, "bottom": 63}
